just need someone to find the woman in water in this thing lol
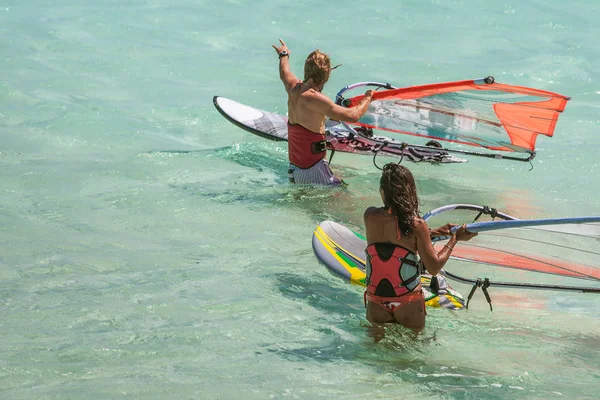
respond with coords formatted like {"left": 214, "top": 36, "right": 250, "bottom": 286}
{"left": 363, "top": 163, "right": 477, "bottom": 332}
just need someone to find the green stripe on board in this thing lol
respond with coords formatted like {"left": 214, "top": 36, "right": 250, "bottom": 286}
{"left": 336, "top": 250, "right": 358, "bottom": 269}
{"left": 352, "top": 230, "right": 366, "bottom": 240}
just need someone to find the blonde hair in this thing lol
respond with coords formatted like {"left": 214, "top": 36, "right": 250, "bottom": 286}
{"left": 304, "top": 50, "right": 339, "bottom": 89}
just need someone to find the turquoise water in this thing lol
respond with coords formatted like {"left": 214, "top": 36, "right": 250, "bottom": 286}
{"left": 1, "top": 0, "right": 599, "bottom": 398}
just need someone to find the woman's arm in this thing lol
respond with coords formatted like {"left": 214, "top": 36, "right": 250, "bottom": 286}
{"left": 414, "top": 219, "right": 477, "bottom": 276}
{"left": 414, "top": 219, "right": 456, "bottom": 276}
{"left": 429, "top": 223, "right": 456, "bottom": 239}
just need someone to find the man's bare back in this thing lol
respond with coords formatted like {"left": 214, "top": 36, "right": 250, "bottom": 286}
{"left": 287, "top": 83, "right": 327, "bottom": 134}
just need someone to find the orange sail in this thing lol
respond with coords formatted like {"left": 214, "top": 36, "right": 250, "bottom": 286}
{"left": 346, "top": 77, "right": 570, "bottom": 153}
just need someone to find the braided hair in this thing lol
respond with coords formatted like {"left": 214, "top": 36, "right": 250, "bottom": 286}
{"left": 379, "top": 163, "right": 420, "bottom": 236}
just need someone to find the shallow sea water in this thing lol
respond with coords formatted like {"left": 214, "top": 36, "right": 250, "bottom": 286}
{"left": 1, "top": 0, "right": 599, "bottom": 398}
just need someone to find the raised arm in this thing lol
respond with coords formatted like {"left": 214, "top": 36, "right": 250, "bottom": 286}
{"left": 272, "top": 39, "right": 300, "bottom": 93}
{"left": 414, "top": 219, "right": 477, "bottom": 276}
{"left": 304, "top": 89, "right": 374, "bottom": 123}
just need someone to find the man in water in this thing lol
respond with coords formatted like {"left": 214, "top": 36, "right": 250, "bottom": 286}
{"left": 272, "top": 39, "right": 374, "bottom": 185}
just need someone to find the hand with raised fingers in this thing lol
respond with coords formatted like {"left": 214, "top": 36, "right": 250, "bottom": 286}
{"left": 272, "top": 38, "right": 290, "bottom": 57}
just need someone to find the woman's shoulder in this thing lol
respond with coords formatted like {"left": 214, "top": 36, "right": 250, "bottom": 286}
{"left": 363, "top": 206, "right": 387, "bottom": 218}
{"left": 411, "top": 216, "right": 429, "bottom": 233}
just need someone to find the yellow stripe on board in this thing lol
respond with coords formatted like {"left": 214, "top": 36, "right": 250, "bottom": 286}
{"left": 424, "top": 298, "right": 440, "bottom": 308}
{"left": 447, "top": 296, "right": 464, "bottom": 309}
{"left": 313, "top": 228, "right": 366, "bottom": 285}
{"left": 315, "top": 226, "right": 366, "bottom": 264}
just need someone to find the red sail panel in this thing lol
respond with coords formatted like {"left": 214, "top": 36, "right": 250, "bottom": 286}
{"left": 438, "top": 243, "right": 600, "bottom": 281}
